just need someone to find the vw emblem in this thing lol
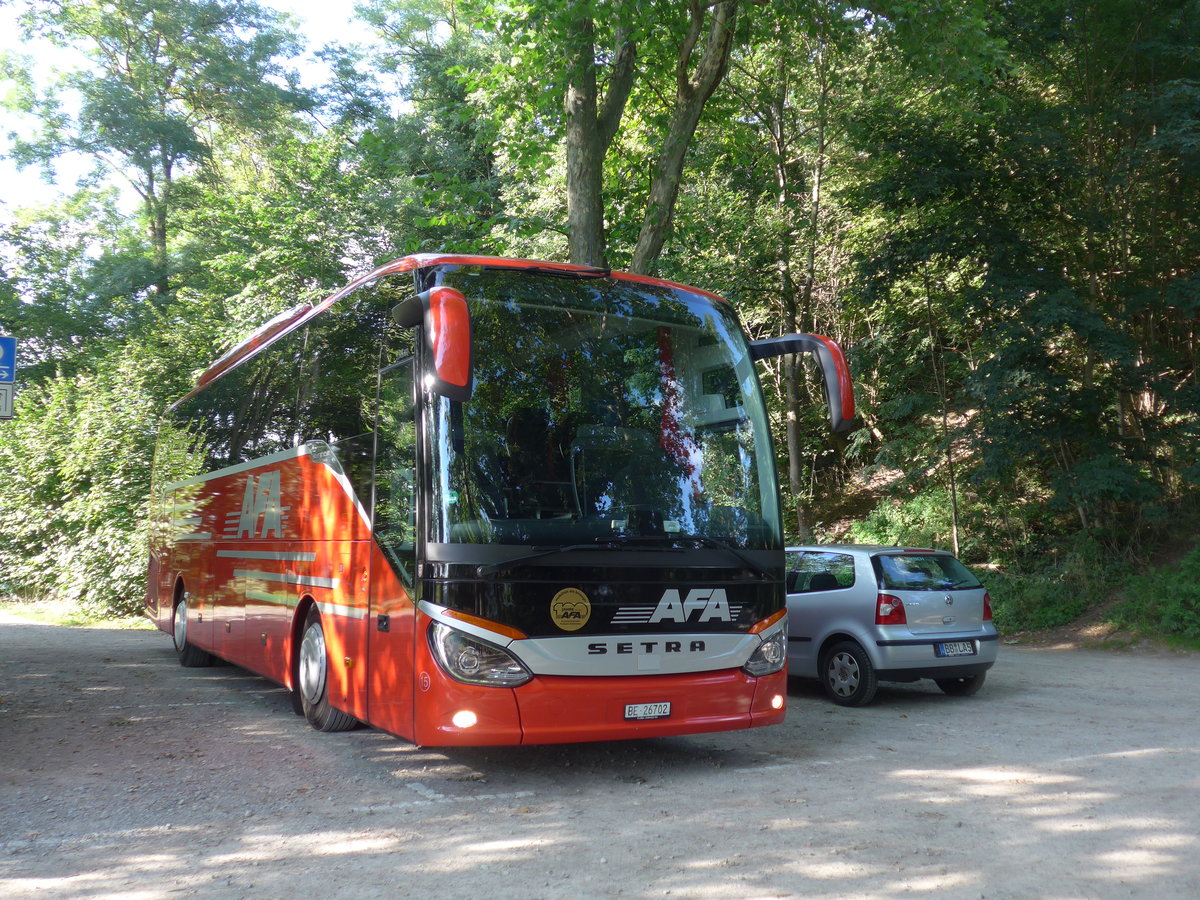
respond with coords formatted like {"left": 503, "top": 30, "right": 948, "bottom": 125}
{"left": 944, "top": 594, "right": 954, "bottom": 606}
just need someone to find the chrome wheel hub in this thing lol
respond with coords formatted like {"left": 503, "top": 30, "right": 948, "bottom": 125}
{"left": 828, "top": 652, "right": 860, "bottom": 697}
{"left": 299, "top": 621, "right": 327, "bottom": 705}
{"left": 173, "top": 601, "right": 188, "bottom": 651}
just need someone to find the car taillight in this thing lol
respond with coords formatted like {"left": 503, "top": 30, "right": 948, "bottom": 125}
{"left": 983, "top": 591, "right": 993, "bottom": 621}
{"left": 876, "top": 593, "right": 906, "bottom": 625}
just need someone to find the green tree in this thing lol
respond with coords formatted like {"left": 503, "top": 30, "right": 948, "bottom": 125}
{"left": 438, "top": 0, "right": 741, "bottom": 272}
{"left": 352, "top": 0, "right": 506, "bottom": 256}
{"left": 0, "top": 190, "right": 157, "bottom": 377}
{"left": 652, "top": 0, "right": 1002, "bottom": 542}
{"left": 0, "top": 0, "right": 321, "bottom": 615}
{"left": 0, "top": 353, "right": 165, "bottom": 613}
{"left": 841, "top": 0, "right": 1200, "bottom": 556}
{"left": 5, "top": 0, "right": 311, "bottom": 295}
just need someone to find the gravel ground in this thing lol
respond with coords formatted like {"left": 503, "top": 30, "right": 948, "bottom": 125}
{"left": 1, "top": 612, "right": 1198, "bottom": 899}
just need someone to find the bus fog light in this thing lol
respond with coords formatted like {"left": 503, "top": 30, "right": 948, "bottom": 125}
{"left": 743, "top": 631, "right": 786, "bottom": 677}
{"left": 771, "top": 694, "right": 784, "bottom": 710}
{"left": 452, "top": 710, "right": 478, "bottom": 728}
{"left": 429, "top": 622, "right": 533, "bottom": 687}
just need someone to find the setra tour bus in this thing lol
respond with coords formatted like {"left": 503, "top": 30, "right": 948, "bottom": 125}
{"left": 146, "top": 254, "right": 856, "bottom": 746}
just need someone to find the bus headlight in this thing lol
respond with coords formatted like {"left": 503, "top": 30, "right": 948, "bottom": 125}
{"left": 429, "top": 622, "right": 533, "bottom": 687}
{"left": 742, "top": 630, "right": 786, "bottom": 677}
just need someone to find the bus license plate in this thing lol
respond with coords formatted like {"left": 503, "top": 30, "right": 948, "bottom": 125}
{"left": 936, "top": 641, "right": 976, "bottom": 658}
{"left": 625, "top": 702, "right": 671, "bottom": 721}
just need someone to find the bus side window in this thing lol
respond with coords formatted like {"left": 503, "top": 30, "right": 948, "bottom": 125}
{"left": 293, "top": 301, "right": 389, "bottom": 503}
{"left": 374, "top": 358, "right": 416, "bottom": 584}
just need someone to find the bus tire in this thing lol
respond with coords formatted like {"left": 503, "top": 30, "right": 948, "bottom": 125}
{"left": 298, "top": 608, "right": 358, "bottom": 732}
{"left": 173, "top": 597, "right": 213, "bottom": 668}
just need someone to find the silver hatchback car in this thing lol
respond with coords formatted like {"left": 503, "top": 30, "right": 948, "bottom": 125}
{"left": 786, "top": 545, "right": 999, "bottom": 706}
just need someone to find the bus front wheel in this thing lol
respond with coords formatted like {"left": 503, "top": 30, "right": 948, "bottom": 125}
{"left": 173, "top": 597, "right": 213, "bottom": 668}
{"left": 298, "top": 608, "right": 358, "bottom": 732}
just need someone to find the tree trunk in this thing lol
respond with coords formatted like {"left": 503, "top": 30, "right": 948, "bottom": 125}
{"left": 564, "top": 12, "right": 636, "bottom": 268}
{"left": 564, "top": 16, "right": 606, "bottom": 268}
{"left": 629, "top": 0, "right": 738, "bottom": 274}
{"left": 763, "top": 26, "right": 812, "bottom": 543}
{"left": 146, "top": 157, "right": 171, "bottom": 298}
{"left": 924, "top": 268, "right": 961, "bottom": 555}
{"left": 773, "top": 18, "right": 835, "bottom": 542}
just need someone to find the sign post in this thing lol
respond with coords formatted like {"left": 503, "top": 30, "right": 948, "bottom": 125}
{"left": 0, "top": 335, "right": 16, "bottom": 419}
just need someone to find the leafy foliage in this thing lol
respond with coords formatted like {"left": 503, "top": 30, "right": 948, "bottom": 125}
{"left": 981, "top": 536, "right": 1115, "bottom": 632}
{"left": 0, "top": 354, "right": 163, "bottom": 614}
{"left": 1, "top": 0, "right": 1198, "bottom": 626}
{"left": 1110, "top": 547, "right": 1200, "bottom": 642}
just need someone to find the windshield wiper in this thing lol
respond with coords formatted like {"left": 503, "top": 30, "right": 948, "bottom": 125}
{"left": 476, "top": 534, "right": 774, "bottom": 579}
{"left": 599, "top": 534, "right": 774, "bottom": 580}
{"left": 475, "top": 539, "right": 672, "bottom": 577}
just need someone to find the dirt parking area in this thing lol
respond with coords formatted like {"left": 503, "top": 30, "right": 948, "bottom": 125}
{"left": 1, "top": 613, "right": 1198, "bottom": 899}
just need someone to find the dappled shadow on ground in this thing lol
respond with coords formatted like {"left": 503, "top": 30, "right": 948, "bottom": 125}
{"left": 2, "top": 622, "right": 1199, "bottom": 898}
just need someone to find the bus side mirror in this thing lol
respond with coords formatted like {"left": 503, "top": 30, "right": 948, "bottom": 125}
{"left": 749, "top": 333, "right": 858, "bottom": 434}
{"left": 392, "top": 287, "right": 473, "bottom": 401}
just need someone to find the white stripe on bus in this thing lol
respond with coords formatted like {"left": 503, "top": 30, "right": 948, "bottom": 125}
{"left": 218, "top": 550, "right": 318, "bottom": 562}
{"left": 246, "top": 589, "right": 294, "bottom": 607}
{"left": 316, "top": 601, "right": 367, "bottom": 620}
{"left": 232, "top": 569, "right": 340, "bottom": 590}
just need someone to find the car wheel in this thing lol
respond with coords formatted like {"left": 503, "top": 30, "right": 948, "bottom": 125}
{"left": 820, "top": 640, "right": 878, "bottom": 707}
{"left": 173, "top": 597, "right": 213, "bottom": 668}
{"left": 935, "top": 672, "right": 986, "bottom": 696}
{"left": 298, "top": 608, "right": 359, "bottom": 732}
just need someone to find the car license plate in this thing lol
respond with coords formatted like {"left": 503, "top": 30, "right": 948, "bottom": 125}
{"left": 936, "top": 641, "right": 977, "bottom": 658}
{"left": 625, "top": 702, "right": 671, "bottom": 721}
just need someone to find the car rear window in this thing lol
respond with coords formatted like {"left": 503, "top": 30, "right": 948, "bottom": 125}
{"left": 873, "top": 554, "right": 982, "bottom": 590}
{"left": 786, "top": 551, "right": 855, "bottom": 592}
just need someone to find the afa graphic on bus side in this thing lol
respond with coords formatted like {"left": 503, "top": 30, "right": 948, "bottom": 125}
{"left": 145, "top": 254, "right": 856, "bottom": 746}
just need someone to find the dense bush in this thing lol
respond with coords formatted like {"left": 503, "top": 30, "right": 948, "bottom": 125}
{"left": 846, "top": 487, "right": 958, "bottom": 552}
{"left": 1109, "top": 548, "right": 1200, "bottom": 642}
{"left": 0, "top": 358, "right": 160, "bottom": 616}
{"left": 982, "top": 569, "right": 1099, "bottom": 633}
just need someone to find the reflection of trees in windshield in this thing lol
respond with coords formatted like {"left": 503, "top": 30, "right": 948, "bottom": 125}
{"left": 430, "top": 269, "right": 779, "bottom": 549}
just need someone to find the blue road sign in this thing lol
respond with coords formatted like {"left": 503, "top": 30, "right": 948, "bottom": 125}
{"left": 0, "top": 335, "right": 15, "bottom": 383}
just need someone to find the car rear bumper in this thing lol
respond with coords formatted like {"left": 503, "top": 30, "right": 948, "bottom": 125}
{"left": 871, "top": 632, "right": 999, "bottom": 681}
{"left": 876, "top": 660, "right": 993, "bottom": 682}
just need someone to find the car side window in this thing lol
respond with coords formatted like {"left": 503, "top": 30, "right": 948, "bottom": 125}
{"left": 787, "top": 551, "right": 855, "bottom": 592}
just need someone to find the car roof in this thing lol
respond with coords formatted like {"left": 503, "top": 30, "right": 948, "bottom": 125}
{"left": 785, "top": 544, "right": 954, "bottom": 557}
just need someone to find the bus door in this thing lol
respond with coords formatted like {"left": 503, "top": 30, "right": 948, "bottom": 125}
{"left": 366, "top": 355, "right": 418, "bottom": 738}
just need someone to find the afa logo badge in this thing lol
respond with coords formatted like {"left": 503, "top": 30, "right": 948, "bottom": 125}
{"left": 551, "top": 588, "right": 591, "bottom": 632}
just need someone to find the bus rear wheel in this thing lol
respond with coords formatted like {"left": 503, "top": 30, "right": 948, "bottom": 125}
{"left": 173, "top": 597, "right": 213, "bottom": 668}
{"left": 298, "top": 608, "right": 358, "bottom": 732}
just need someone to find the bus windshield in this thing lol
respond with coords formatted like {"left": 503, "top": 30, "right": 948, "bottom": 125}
{"left": 417, "top": 266, "right": 781, "bottom": 550}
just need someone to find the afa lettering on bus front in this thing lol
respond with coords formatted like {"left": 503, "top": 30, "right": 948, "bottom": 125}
{"left": 224, "top": 470, "right": 291, "bottom": 539}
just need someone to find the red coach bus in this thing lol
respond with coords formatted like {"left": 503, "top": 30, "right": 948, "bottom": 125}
{"left": 146, "top": 255, "right": 855, "bottom": 746}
